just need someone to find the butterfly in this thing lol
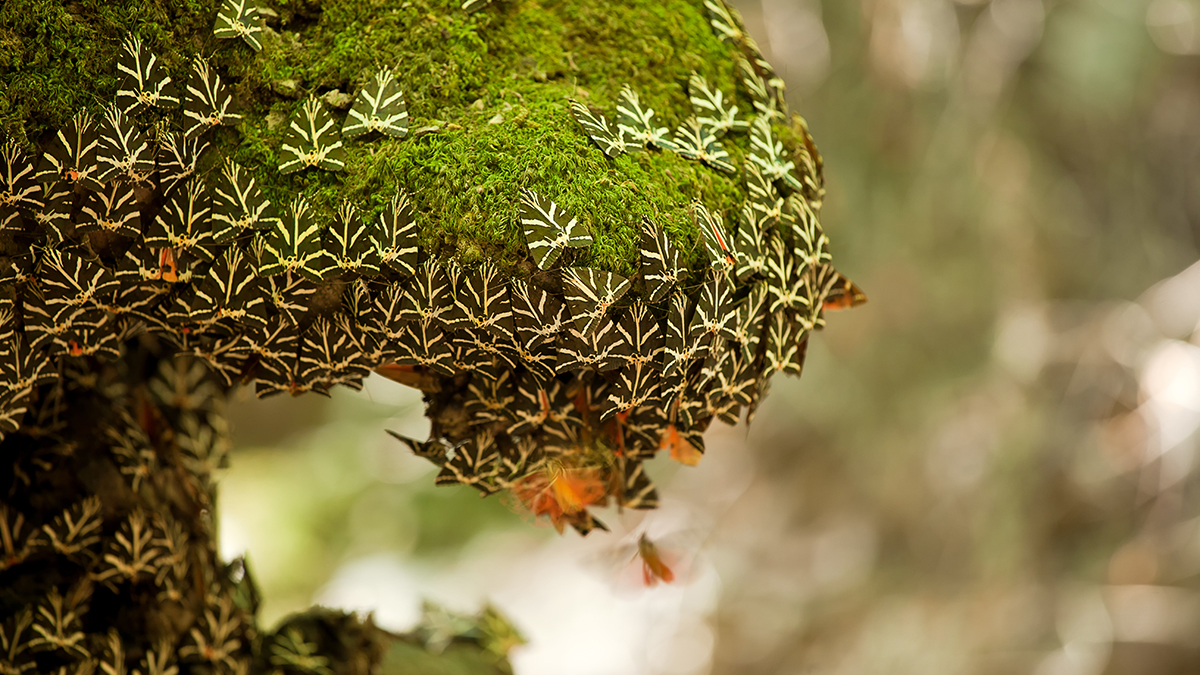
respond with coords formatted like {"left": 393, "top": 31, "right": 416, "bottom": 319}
{"left": 279, "top": 97, "right": 347, "bottom": 174}
{"left": 386, "top": 430, "right": 452, "bottom": 466}
{"left": 36, "top": 110, "right": 104, "bottom": 192}
{"left": 748, "top": 116, "right": 803, "bottom": 192}
{"left": 374, "top": 190, "right": 419, "bottom": 276}
{"left": 0, "top": 142, "right": 43, "bottom": 231}
{"left": 343, "top": 67, "right": 409, "bottom": 139}
{"left": 519, "top": 188, "right": 592, "bottom": 269}
{"left": 324, "top": 202, "right": 382, "bottom": 277}
{"left": 672, "top": 117, "right": 735, "bottom": 174}
{"left": 568, "top": 98, "right": 626, "bottom": 158}
{"left": 258, "top": 198, "right": 335, "bottom": 281}
{"left": 616, "top": 86, "right": 676, "bottom": 151}
{"left": 183, "top": 57, "right": 242, "bottom": 139}
{"left": 156, "top": 131, "right": 210, "bottom": 195}
{"left": 635, "top": 534, "right": 676, "bottom": 585}
{"left": 822, "top": 272, "right": 867, "bottom": 310}
{"left": 704, "top": 0, "right": 747, "bottom": 45}
{"left": 96, "top": 104, "right": 154, "bottom": 184}
{"left": 211, "top": 161, "right": 279, "bottom": 243}
{"left": 214, "top": 0, "right": 265, "bottom": 51}
{"left": 145, "top": 178, "right": 215, "bottom": 261}
{"left": 688, "top": 73, "right": 748, "bottom": 136}
{"left": 77, "top": 183, "right": 140, "bottom": 239}
{"left": 639, "top": 219, "right": 684, "bottom": 302}
{"left": 561, "top": 267, "right": 632, "bottom": 337}
{"left": 115, "top": 37, "right": 178, "bottom": 115}
{"left": 692, "top": 201, "right": 736, "bottom": 275}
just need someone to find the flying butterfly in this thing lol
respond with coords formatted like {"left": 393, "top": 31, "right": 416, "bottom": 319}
{"left": 688, "top": 73, "right": 748, "bottom": 137}
{"left": 692, "top": 201, "right": 736, "bottom": 275}
{"left": 633, "top": 530, "right": 681, "bottom": 583}
{"left": 324, "top": 202, "right": 381, "bottom": 277}
{"left": 568, "top": 98, "right": 625, "bottom": 158}
{"left": 343, "top": 67, "right": 409, "bottom": 139}
{"left": 258, "top": 198, "right": 334, "bottom": 281}
{"left": 279, "top": 97, "right": 347, "bottom": 174}
{"left": 749, "top": 116, "right": 803, "bottom": 192}
{"left": 561, "top": 267, "right": 632, "bottom": 338}
{"left": 116, "top": 37, "right": 178, "bottom": 115}
{"left": 822, "top": 272, "right": 868, "bottom": 311}
{"left": 0, "top": 142, "right": 43, "bottom": 231}
{"left": 672, "top": 117, "right": 735, "bottom": 174}
{"left": 639, "top": 219, "right": 684, "bottom": 303}
{"left": 214, "top": 0, "right": 265, "bottom": 51}
{"left": 616, "top": 86, "right": 676, "bottom": 151}
{"left": 183, "top": 57, "right": 241, "bottom": 139}
{"left": 519, "top": 188, "right": 592, "bottom": 270}
{"left": 36, "top": 110, "right": 104, "bottom": 192}
{"left": 512, "top": 465, "right": 608, "bottom": 533}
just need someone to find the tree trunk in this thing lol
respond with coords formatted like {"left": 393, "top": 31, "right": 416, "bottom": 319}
{"left": 0, "top": 0, "right": 846, "bottom": 672}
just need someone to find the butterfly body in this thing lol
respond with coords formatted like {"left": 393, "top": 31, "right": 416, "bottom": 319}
{"left": 636, "top": 534, "right": 676, "bottom": 585}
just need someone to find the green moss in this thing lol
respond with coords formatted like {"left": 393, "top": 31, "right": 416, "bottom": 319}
{"left": 1, "top": 0, "right": 802, "bottom": 282}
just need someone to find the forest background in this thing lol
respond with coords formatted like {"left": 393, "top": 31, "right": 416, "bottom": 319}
{"left": 217, "top": 0, "right": 1200, "bottom": 673}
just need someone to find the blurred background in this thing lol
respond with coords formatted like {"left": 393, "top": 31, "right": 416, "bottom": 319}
{"left": 218, "top": 1, "right": 1200, "bottom": 673}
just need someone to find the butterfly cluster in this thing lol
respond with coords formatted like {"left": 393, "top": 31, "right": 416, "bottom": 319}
{"left": 1, "top": 0, "right": 861, "bottom": 539}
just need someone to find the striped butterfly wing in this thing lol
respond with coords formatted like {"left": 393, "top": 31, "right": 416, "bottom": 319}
{"left": 343, "top": 67, "right": 409, "bottom": 139}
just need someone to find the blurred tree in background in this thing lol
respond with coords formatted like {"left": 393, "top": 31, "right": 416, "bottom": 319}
{"left": 220, "top": 1, "right": 1200, "bottom": 674}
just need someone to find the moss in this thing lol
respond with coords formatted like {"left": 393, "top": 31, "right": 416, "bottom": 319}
{"left": 0, "top": 0, "right": 802, "bottom": 282}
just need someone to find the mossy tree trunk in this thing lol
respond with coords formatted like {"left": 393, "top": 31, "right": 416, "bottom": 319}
{"left": 0, "top": 0, "right": 842, "bottom": 672}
